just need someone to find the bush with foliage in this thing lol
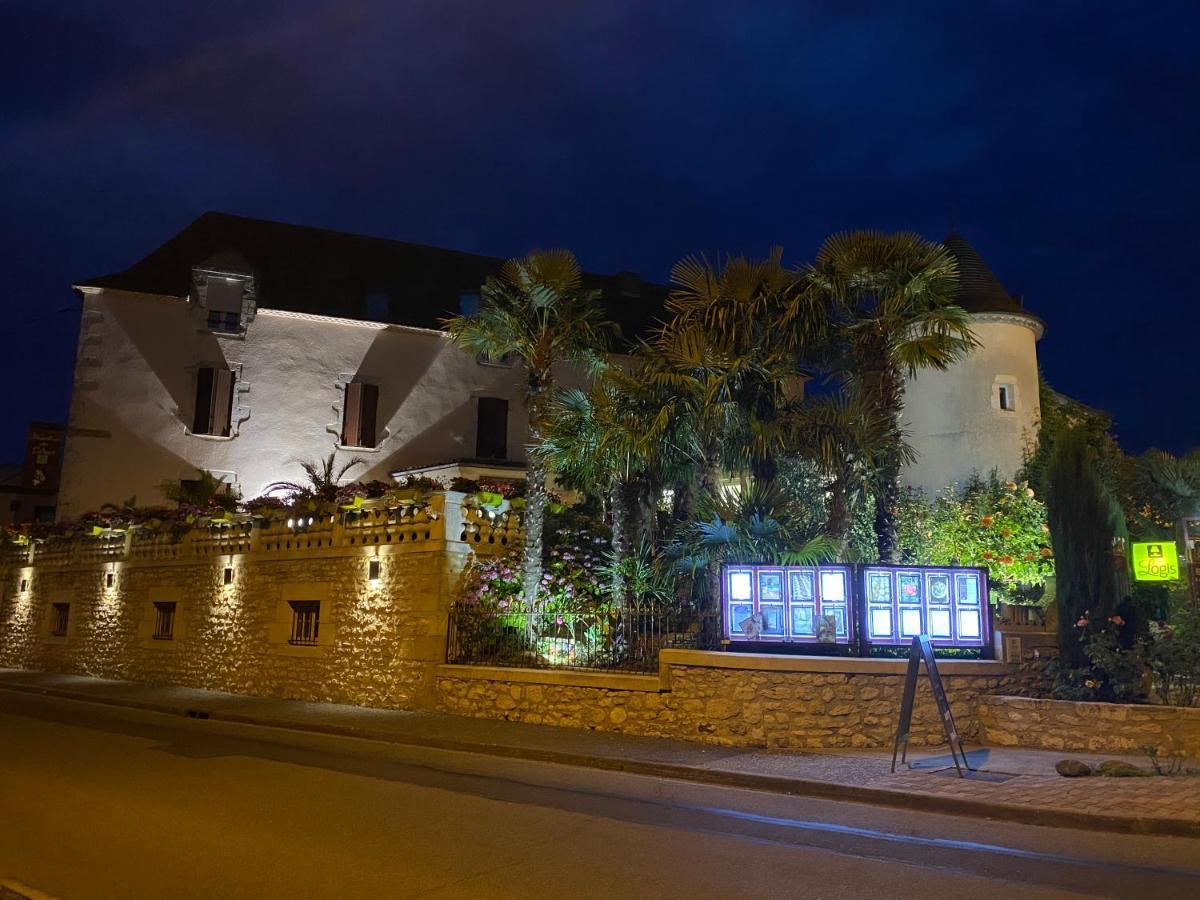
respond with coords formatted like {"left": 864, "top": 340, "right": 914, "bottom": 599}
{"left": 1144, "top": 605, "right": 1200, "bottom": 707}
{"left": 896, "top": 473, "right": 1053, "bottom": 603}
{"left": 1046, "top": 428, "right": 1122, "bottom": 669}
{"left": 1057, "top": 601, "right": 1200, "bottom": 707}
{"left": 458, "top": 511, "right": 610, "bottom": 615}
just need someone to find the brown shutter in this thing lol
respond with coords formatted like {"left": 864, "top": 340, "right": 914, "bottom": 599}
{"left": 193, "top": 367, "right": 214, "bottom": 434}
{"left": 342, "top": 382, "right": 379, "bottom": 448}
{"left": 359, "top": 383, "right": 379, "bottom": 449}
{"left": 211, "top": 369, "right": 235, "bottom": 437}
{"left": 342, "top": 383, "right": 363, "bottom": 446}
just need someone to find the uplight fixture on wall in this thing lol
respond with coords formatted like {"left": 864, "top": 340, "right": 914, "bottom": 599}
{"left": 223, "top": 566, "right": 234, "bottom": 586}
{"left": 105, "top": 571, "right": 115, "bottom": 589}
{"left": 19, "top": 578, "right": 29, "bottom": 593}
{"left": 368, "top": 558, "right": 381, "bottom": 583}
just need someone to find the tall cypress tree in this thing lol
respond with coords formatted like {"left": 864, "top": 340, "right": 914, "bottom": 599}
{"left": 1045, "top": 427, "right": 1120, "bottom": 668}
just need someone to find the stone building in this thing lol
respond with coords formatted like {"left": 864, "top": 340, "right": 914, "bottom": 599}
{"left": 56, "top": 213, "right": 1040, "bottom": 516}
{"left": 59, "top": 213, "right": 663, "bottom": 518}
{"left": 901, "top": 233, "right": 1045, "bottom": 496}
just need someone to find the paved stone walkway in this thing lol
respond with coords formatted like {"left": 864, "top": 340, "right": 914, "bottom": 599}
{"left": 1, "top": 668, "right": 1196, "bottom": 835}
{"left": 879, "top": 767, "right": 1200, "bottom": 825}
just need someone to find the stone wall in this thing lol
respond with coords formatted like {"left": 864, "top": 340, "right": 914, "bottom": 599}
{"left": 0, "top": 495, "right": 470, "bottom": 710}
{"left": 979, "top": 695, "right": 1200, "bottom": 759}
{"left": 436, "top": 651, "right": 1050, "bottom": 749}
{"left": 4, "top": 497, "right": 1066, "bottom": 751}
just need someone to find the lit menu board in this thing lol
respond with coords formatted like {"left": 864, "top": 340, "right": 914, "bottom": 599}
{"left": 861, "top": 566, "right": 989, "bottom": 648}
{"left": 721, "top": 564, "right": 991, "bottom": 649}
{"left": 722, "top": 564, "right": 855, "bottom": 644}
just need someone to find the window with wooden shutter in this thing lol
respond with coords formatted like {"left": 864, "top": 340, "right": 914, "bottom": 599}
{"left": 341, "top": 382, "right": 379, "bottom": 448}
{"left": 192, "top": 367, "right": 235, "bottom": 436}
{"left": 475, "top": 397, "right": 508, "bottom": 459}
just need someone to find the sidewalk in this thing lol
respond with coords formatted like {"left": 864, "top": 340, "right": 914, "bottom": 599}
{"left": 1, "top": 668, "right": 1197, "bottom": 838}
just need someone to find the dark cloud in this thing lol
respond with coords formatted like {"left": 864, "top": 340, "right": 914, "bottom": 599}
{"left": 2, "top": 0, "right": 1198, "bottom": 460}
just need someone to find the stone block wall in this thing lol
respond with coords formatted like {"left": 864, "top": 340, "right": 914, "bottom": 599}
{"left": 436, "top": 651, "right": 1050, "bottom": 749}
{"left": 0, "top": 495, "right": 471, "bottom": 710}
{"left": 979, "top": 695, "right": 1200, "bottom": 759}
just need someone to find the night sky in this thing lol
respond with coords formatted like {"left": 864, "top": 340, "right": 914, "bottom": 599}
{"left": 3, "top": 1, "right": 1198, "bottom": 464}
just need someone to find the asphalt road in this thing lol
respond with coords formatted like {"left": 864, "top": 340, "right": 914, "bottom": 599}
{"left": 1, "top": 692, "right": 1198, "bottom": 900}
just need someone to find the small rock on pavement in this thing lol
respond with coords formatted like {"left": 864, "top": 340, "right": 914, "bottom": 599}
{"left": 1097, "top": 759, "right": 1150, "bottom": 778}
{"left": 1055, "top": 759, "right": 1093, "bottom": 777}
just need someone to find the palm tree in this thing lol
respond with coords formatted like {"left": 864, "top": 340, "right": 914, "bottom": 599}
{"left": 538, "top": 367, "right": 686, "bottom": 602}
{"left": 785, "top": 394, "right": 911, "bottom": 545}
{"left": 443, "top": 250, "right": 616, "bottom": 603}
{"left": 264, "top": 452, "right": 366, "bottom": 501}
{"left": 658, "top": 249, "right": 824, "bottom": 488}
{"left": 1130, "top": 449, "right": 1200, "bottom": 524}
{"left": 806, "top": 231, "right": 976, "bottom": 562}
{"left": 614, "top": 250, "right": 826, "bottom": 606}
{"left": 669, "top": 480, "right": 838, "bottom": 607}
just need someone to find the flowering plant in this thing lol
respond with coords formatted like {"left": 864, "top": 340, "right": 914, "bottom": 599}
{"left": 899, "top": 473, "right": 1052, "bottom": 604}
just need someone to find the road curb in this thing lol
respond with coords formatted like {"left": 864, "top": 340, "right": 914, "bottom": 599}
{"left": 2, "top": 678, "right": 1196, "bottom": 838}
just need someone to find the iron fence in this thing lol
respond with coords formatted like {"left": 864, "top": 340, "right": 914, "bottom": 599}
{"left": 446, "top": 605, "right": 722, "bottom": 674}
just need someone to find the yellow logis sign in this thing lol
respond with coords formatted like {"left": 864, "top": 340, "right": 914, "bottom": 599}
{"left": 1131, "top": 541, "right": 1180, "bottom": 582}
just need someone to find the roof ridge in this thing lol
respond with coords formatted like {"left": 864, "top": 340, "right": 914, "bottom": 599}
{"left": 188, "top": 210, "right": 511, "bottom": 266}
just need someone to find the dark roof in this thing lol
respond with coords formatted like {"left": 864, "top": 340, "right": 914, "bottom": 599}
{"left": 79, "top": 212, "right": 668, "bottom": 340}
{"left": 941, "top": 232, "right": 1028, "bottom": 315}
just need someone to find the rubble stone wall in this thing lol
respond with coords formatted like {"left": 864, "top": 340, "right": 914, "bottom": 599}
{"left": 979, "top": 695, "right": 1200, "bottom": 758}
{"left": 436, "top": 651, "right": 1049, "bottom": 749}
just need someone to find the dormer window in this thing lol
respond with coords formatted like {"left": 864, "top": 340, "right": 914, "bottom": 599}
{"left": 191, "top": 261, "right": 256, "bottom": 336}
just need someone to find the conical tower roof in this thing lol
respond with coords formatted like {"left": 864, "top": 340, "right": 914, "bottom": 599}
{"left": 942, "top": 232, "right": 1026, "bottom": 315}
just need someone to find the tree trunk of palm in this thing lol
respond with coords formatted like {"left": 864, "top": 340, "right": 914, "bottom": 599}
{"left": 697, "top": 441, "right": 724, "bottom": 613}
{"left": 873, "top": 463, "right": 900, "bottom": 562}
{"left": 608, "top": 478, "right": 627, "bottom": 605}
{"left": 632, "top": 475, "right": 658, "bottom": 548}
{"left": 670, "top": 474, "right": 695, "bottom": 528}
{"left": 751, "top": 453, "right": 778, "bottom": 487}
{"left": 826, "top": 473, "right": 851, "bottom": 543}
{"left": 872, "top": 364, "right": 906, "bottom": 564}
{"left": 523, "top": 376, "right": 550, "bottom": 603}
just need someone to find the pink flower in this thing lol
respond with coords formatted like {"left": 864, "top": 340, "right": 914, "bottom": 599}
{"left": 1076, "top": 617, "right": 1088, "bottom": 627}
{"left": 556, "top": 615, "right": 564, "bottom": 625}
{"left": 1109, "top": 615, "right": 1125, "bottom": 626}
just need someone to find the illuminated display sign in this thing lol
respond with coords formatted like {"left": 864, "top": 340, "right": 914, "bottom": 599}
{"left": 723, "top": 564, "right": 854, "bottom": 644}
{"left": 1131, "top": 542, "right": 1180, "bottom": 582}
{"left": 860, "top": 566, "right": 987, "bottom": 647}
{"left": 721, "top": 564, "right": 990, "bottom": 649}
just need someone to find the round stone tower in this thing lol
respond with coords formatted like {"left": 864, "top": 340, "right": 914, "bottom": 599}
{"left": 900, "top": 233, "right": 1045, "bottom": 497}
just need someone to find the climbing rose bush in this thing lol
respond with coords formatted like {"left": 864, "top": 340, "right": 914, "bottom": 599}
{"left": 898, "top": 473, "right": 1053, "bottom": 603}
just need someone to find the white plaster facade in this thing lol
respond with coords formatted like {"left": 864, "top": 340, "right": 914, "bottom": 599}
{"left": 58, "top": 288, "right": 538, "bottom": 518}
{"left": 900, "top": 312, "right": 1044, "bottom": 497}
